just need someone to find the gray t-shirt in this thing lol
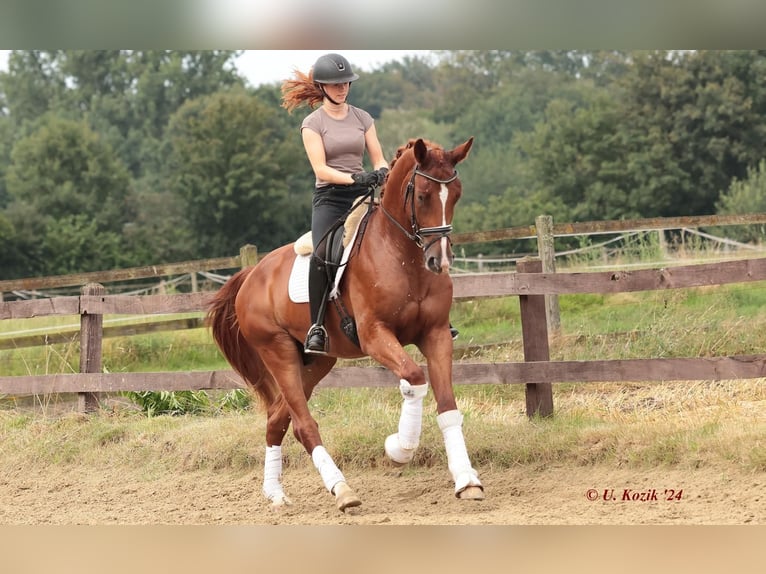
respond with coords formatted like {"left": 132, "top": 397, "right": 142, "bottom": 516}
{"left": 301, "top": 105, "right": 374, "bottom": 187}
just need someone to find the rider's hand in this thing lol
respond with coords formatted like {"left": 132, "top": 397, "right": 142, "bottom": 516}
{"left": 372, "top": 167, "right": 389, "bottom": 186}
{"left": 351, "top": 171, "right": 378, "bottom": 187}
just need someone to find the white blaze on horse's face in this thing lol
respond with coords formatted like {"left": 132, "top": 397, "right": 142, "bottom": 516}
{"left": 422, "top": 180, "right": 455, "bottom": 275}
{"left": 437, "top": 184, "right": 452, "bottom": 273}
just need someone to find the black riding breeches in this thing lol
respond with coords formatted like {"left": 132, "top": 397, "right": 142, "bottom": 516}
{"left": 311, "top": 183, "right": 368, "bottom": 251}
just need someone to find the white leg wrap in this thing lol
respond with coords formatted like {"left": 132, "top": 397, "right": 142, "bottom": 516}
{"left": 311, "top": 445, "right": 346, "bottom": 493}
{"left": 384, "top": 379, "right": 428, "bottom": 464}
{"left": 437, "top": 410, "right": 482, "bottom": 495}
{"left": 262, "top": 445, "right": 288, "bottom": 503}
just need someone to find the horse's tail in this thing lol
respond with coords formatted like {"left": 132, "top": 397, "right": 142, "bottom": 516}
{"left": 206, "top": 268, "right": 278, "bottom": 409}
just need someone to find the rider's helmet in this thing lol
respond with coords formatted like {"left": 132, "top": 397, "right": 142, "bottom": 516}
{"left": 312, "top": 53, "right": 359, "bottom": 84}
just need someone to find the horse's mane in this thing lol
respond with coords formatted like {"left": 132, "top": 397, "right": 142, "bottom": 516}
{"left": 388, "top": 138, "right": 442, "bottom": 171}
{"left": 382, "top": 138, "right": 443, "bottom": 200}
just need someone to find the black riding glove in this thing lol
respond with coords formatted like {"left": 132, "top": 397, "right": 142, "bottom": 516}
{"left": 351, "top": 171, "right": 379, "bottom": 187}
{"left": 373, "top": 167, "right": 389, "bottom": 186}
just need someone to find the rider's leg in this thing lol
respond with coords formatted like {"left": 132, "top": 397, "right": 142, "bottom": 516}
{"left": 305, "top": 254, "right": 330, "bottom": 354}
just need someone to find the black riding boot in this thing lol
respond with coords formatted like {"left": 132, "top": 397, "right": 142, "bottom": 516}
{"left": 449, "top": 323, "right": 459, "bottom": 340}
{"left": 305, "top": 256, "right": 330, "bottom": 355}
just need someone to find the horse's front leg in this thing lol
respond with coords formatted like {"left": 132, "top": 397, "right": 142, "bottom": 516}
{"left": 359, "top": 327, "right": 430, "bottom": 466}
{"left": 384, "top": 378, "right": 429, "bottom": 465}
{"left": 421, "top": 331, "right": 485, "bottom": 500}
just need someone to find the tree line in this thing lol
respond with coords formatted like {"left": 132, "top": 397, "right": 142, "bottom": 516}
{"left": 2, "top": 50, "right": 766, "bottom": 280}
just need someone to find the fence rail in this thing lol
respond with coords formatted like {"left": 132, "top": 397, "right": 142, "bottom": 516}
{"left": 4, "top": 355, "right": 765, "bottom": 396}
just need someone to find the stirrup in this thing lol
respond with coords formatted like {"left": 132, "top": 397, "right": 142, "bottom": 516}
{"left": 304, "top": 324, "right": 329, "bottom": 355}
{"left": 450, "top": 324, "right": 459, "bottom": 341}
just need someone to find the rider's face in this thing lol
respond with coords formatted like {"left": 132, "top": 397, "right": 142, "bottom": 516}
{"left": 323, "top": 82, "right": 350, "bottom": 102}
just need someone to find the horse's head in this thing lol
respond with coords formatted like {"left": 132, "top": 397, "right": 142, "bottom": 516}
{"left": 382, "top": 137, "right": 474, "bottom": 274}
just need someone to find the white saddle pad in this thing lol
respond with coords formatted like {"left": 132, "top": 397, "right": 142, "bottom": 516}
{"left": 288, "top": 254, "right": 311, "bottom": 303}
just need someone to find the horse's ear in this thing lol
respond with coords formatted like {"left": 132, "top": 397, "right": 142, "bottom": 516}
{"left": 449, "top": 137, "right": 474, "bottom": 165}
{"left": 413, "top": 138, "right": 429, "bottom": 166}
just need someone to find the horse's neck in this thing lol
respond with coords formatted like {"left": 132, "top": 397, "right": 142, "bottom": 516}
{"left": 369, "top": 205, "right": 417, "bottom": 251}
{"left": 361, "top": 208, "right": 429, "bottom": 277}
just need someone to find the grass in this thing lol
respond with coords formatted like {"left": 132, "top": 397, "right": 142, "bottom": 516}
{"left": 1, "top": 378, "right": 764, "bottom": 477}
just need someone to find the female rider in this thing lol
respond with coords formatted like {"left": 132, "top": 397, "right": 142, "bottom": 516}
{"left": 281, "top": 53, "right": 389, "bottom": 354}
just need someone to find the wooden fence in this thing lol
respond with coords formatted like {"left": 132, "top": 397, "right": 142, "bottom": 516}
{"left": 2, "top": 251, "right": 766, "bottom": 417}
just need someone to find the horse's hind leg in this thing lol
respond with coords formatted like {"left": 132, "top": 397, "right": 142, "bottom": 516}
{"left": 299, "top": 355, "right": 362, "bottom": 512}
{"left": 262, "top": 396, "right": 294, "bottom": 508}
{"left": 259, "top": 345, "right": 360, "bottom": 512}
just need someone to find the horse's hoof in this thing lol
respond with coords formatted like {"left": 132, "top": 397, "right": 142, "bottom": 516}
{"left": 334, "top": 481, "right": 362, "bottom": 512}
{"left": 457, "top": 486, "right": 485, "bottom": 501}
{"left": 384, "top": 433, "right": 415, "bottom": 465}
{"left": 269, "top": 494, "right": 293, "bottom": 510}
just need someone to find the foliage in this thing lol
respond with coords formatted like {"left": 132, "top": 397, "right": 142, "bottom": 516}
{"left": 3, "top": 50, "right": 766, "bottom": 279}
{"left": 715, "top": 159, "right": 766, "bottom": 242}
{"left": 122, "top": 389, "right": 252, "bottom": 416}
{"left": 4, "top": 115, "right": 133, "bottom": 276}
{"left": 612, "top": 50, "right": 766, "bottom": 218}
{"left": 164, "top": 88, "right": 310, "bottom": 256}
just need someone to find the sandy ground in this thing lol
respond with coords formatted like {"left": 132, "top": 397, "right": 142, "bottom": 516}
{"left": 0, "top": 460, "right": 762, "bottom": 525}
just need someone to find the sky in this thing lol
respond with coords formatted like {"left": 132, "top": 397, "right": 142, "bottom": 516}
{"left": 235, "top": 50, "right": 433, "bottom": 87}
{"left": 0, "top": 50, "right": 434, "bottom": 88}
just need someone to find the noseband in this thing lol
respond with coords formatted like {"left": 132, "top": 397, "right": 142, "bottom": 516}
{"left": 381, "top": 165, "right": 458, "bottom": 251}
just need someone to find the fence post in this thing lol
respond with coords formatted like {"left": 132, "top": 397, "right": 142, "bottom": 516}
{"left": 657, "top": 229, "right": 668, "bottom": 260}
{"left": 240, "top": 244, "right": 259, "bottom": 269}
{"left": 78, "top": 282, "right": 105, "bottom": 413}
{"left": 517, "top": 257, "right": 554, "bottom": 418}
{"left": 536, "top": 214, "right": 561, "bottom": 334}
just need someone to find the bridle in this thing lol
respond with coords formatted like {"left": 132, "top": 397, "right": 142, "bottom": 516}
{"left": 380, "top": 165, "right": 459, "bottom": 252}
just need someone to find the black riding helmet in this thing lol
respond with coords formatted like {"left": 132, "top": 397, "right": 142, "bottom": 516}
{"left": 312, "top": 53, "right": 360, "bottom": 84}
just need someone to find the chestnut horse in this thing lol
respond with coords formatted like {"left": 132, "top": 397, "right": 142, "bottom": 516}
{"left": 206, "top": 137, "right": 483, "bottom": 512}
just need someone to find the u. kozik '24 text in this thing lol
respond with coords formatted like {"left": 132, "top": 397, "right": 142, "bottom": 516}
{"left": 601, "top": 488, "right": 684, "bottom": 501}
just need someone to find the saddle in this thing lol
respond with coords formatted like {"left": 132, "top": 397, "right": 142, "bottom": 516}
{"left": 289, "top": 197, "right": 376, "bottom": 347}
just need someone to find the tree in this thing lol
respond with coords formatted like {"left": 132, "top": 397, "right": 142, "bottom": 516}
{"left": 0, "top": 51, "right": 68, "bottom": 131}
{"left": 164, "top": 89, "right": 310, "bottom": 257}
{"left": 7, "top": 115, "right": 133, "bottom": 231}
{"left": 0, "top": 116, "right": 12, "bottom": 208}
{"left": 0, "top": 212, "right": 25, "bottom": 277}
{"left": 1, "top": 50, "right": 244, "bottom": 178}
{"left": 616, "top": 51, "right": 766, "bottom": 216}
{"left": 716, "top": 159, "right": 766, "bottom": 243}
{"left": 512, "top": 85, "right": 634, "bottom": 221}
{"left": 3, "top": 115, "right": 134, "bottom": 276}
